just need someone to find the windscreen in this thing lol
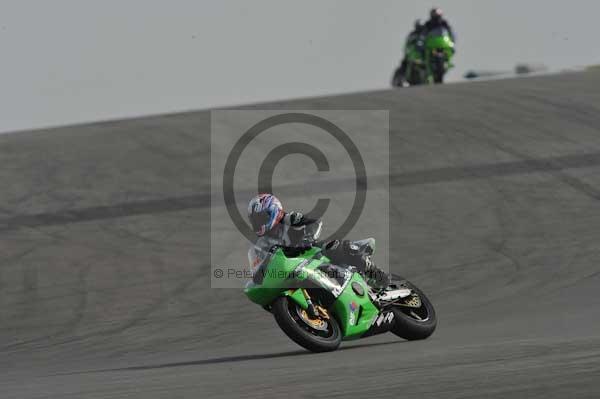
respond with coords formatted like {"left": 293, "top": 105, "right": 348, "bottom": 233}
{"left": 247, "top": 245, "right": 271, "bottom": 276}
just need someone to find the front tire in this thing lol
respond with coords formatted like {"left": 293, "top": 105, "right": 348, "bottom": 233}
{"left": 272, "top": 296, "right": 341, "bottom": 353}
{"left": 390, "top": 278, "right": 437, "bottom": 340}
{"left": 431, "top": 57, "right": 446, "bottom": 84}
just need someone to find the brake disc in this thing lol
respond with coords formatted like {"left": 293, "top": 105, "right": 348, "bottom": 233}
{"left": 396, "top": 294, "right": 422, "bottom": 308}
{"left": 296, "top": 306, "right": 329, "bottom": 331}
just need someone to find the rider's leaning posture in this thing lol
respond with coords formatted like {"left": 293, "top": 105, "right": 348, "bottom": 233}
{"left": 247, "top": 193, "right": 390, "bottom": 289}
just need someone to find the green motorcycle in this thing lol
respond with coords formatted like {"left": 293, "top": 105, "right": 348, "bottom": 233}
{"left": 392, "top": 27, "right": 455, "bottom": 87}
{"left": 425, "top": 26, "right": 455, "bottom": 84}
{"left": 244, "top": 222, "right": 437, "bottom": 352}
{"left": 392, "top": 40, "right": 427, "bottom": 87}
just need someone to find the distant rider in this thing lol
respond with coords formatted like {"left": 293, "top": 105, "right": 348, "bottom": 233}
{"left": 247, "top": 193, "right": 391, "bottom": 289}
{"left": 424, "top": 7, "right": 455, "bottom": 43}
{"left": 406, "top": 19, "right": 426, "bottom": 50}
{"left": 397, "top": 19, "right": 426, "bottom": 78}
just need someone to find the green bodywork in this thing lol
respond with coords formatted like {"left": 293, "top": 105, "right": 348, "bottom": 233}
{"left": 403, "top": 41, "right": 427, "bottom": 84}
{"left": 405, "top": 29, "right": 455, "bottom": 84}
{"left": 424, "top": 31, "right": 455, "bottom": 82}
{"left": 244, "top": 247, "right": 380, "bottom": 340}
{"left": 405, "top": 42, "right": 423, "bottom": 64}
{"left": 425, "top": 34, "right": 455, "bottom": 58}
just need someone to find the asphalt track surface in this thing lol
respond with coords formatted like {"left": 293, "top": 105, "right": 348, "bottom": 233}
{"left": 1, "top": 70, "right": 600, "bottom": 398}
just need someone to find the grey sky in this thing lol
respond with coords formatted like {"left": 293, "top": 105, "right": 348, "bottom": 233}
{"left": 1, "top": 0, "right": 598, "bottom": 133}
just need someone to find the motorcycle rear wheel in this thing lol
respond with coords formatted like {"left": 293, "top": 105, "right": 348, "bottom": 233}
{"left": 272, "top": 296, "right": 341, "bottom": 352}
{"left": 391, "top": 66, "right": 405, "bottom": 88}
{"left": 389, "top": 277, "right": 437, "bottom": 340}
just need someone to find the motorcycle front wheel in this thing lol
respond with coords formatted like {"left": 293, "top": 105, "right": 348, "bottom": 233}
{"left": 431, "top": 56, "right": 446, "bottom": 84}
{"left": 272, "top": 296, "right": 341, "bottom": 352}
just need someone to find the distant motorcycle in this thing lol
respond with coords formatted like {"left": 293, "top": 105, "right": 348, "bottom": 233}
{"left": 392, "top": 39, "right": 427, "bottom": 87}
{"left": 392, "top": 27, "right": 455, "bottom": 87}
{"left": 244, "top": 220, "right": 437, "bottom": 352}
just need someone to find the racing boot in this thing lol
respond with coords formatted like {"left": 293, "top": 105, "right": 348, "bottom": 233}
{"left": 364, "top": 255, "right": 391, "bottom": 291}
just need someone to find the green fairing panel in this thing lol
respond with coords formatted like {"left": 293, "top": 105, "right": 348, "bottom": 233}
{"left": 405, "top": 44, "right": 423, "bottom": 62}
{"left": 244, "top": 246, "right": 381, "bottom": 340}
{"left": 244, "top": 247, "right": 329, "bottom": 307}
{"left": 333, "top": 273, "right": 380, "bottom": 340}
{"left": 286, "top": 288, "right": 309, "bottom": 309}
{"left": 425, "top": 34, "right": 455, "bottom": 59}
{"left": 426, "top": 35, "right": 454, "bottom": 49}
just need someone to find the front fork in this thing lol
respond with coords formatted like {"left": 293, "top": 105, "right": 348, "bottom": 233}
{"left": 301, "top": 288, "right": 319, "bottom": 318}
{"left": 285, "top": 288, "right": 329, "bottom": 319}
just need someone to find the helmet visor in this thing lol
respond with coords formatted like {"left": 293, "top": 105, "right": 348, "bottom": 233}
{"left": 249, "top": 211, "right": 270, "bottom": 234}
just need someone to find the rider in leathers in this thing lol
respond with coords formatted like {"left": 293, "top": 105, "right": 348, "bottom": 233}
{"left": 247, "top": 194, "right": 390, "bottom": 289}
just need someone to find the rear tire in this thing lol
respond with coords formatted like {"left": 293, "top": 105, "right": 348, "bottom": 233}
{"left": 272, "top": 296, "right": 342, "bottom": 353}
{"left": 409, "top": 64, "right": 427, "bottom": 86}
{"left": 392, "top": 67, "right": 405, "bottom": 88}
{"left": 390, "top": 278, "right": 437, "bottom": 340}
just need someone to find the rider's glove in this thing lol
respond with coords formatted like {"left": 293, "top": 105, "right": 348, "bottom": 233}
{"left": 284, "top": 211, "right": 306, "bottom": 226}
{"left": 285, "top": 211, "right": 321, "bottom": 228}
